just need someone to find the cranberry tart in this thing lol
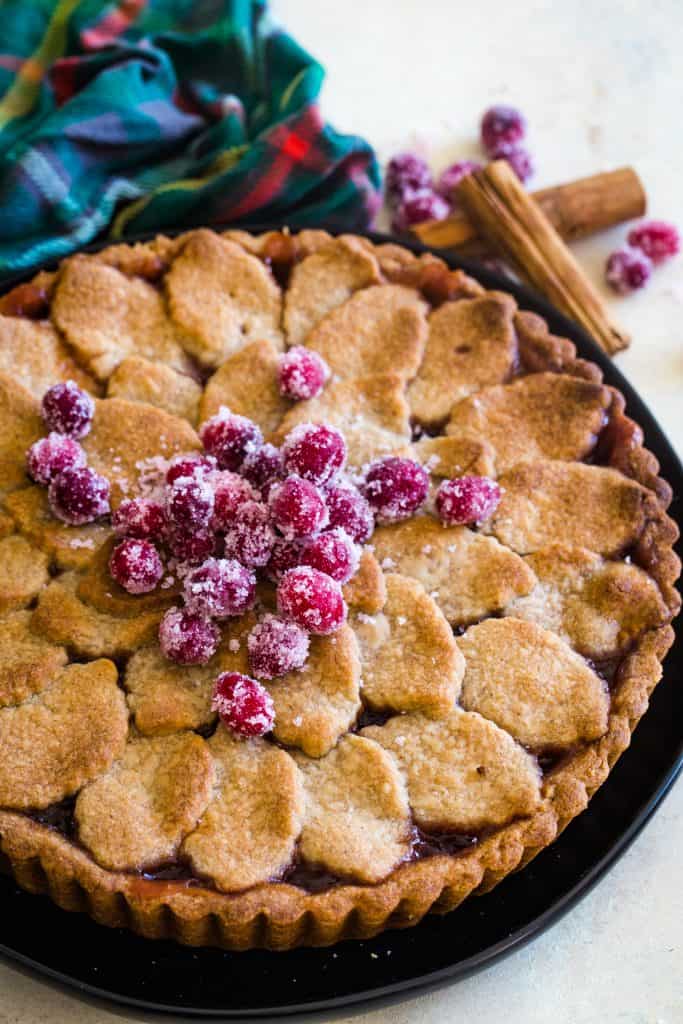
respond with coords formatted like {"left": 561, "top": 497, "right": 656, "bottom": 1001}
{"left": 0, "top": 228, "right": 678, "bottom": 951}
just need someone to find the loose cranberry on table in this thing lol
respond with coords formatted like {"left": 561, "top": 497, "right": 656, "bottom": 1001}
{"left": 112, "top": 497, "right": 166, "bottom": 540}
{"left": 199, "top": 408, "right": 263, "bottom": 471}
{"left": 211, "top": 470, "right": 256, "bottom": 530}
{"left": 26, "top": 432, "right": 86, "bottom": 484}
{"left": 500, "top": 146, "right": 534, "bottom": 183}
{"left": 385, "top": 152, "right": 433, "bottom": 206}
{"left": 222, "top": 499, "right": 276, "bottom": 567}
{"left": 247, "top": 615, "right": 310, "bottom": 679}
{"left": 109, "top": 538, "right": 164, "bottom": 595}
{"left": 211, "top": 672, "right": 275, "bottom": 738}
{"left": 277, "top": 565, "right": 347, "bottom": 635}
{"left": 183, "top": 557, "right": 256, "bottom": 619}
{"left": 391, "top": 189, "right": 450, "bottom": 232}
{"left": 279, "top": 347, "right": 330, "bottom": 401}
{"left": 265, "top": 537, "right": 305, "bottom": 581}
{"left": 627, "top": 220, "right": 680, "bottom": 265}
{"left": 165, "top": 452, "right": 216, "bottom": 485}
{"left": 363, "top": 456, "right": 429, "bottom": 523}
{"left": 159, "top": 606, "right": 220, "bottom": 666}
{"left": 324, "top": 480, "right": 374, "bottom": 543}
{"left": 48, "top": 465, "right": 110, "bottom": 525}
{"left": 301, "top": 527, "right": 360, "bottom": 584}
{"left": 268, "top": 476, "right": 329, "bottom": 539}
{"left": 436, "top": 160, "right": 482, "bottom": 199}
{"left": 240, "top": 444, "right": 285, "bottom": 498}
{"left": 605, "top": 248, "right": 653, "bottom": 295}
{"left": 435, "top": 475, "right": 501, "bottom": 526}
{"left": 281, "top": 422, "right": 346, "bottom": 485}
{"left": 41, "top": 380, "right": 94, "bottom": 439}
{"left": 480, "top": 104, "right": 526, "bottom": 156}
{"left": 166, "top": 474, "right": 214, "bottom": 531}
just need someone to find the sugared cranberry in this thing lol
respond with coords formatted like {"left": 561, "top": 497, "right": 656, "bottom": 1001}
{"left": 159, "top": 607, "right": 220, "bottom": 666}
{"left": 385, "top": 152, "right": 433, "bottom": 206}
{"left": 500, "top": 146, "right": 534, "bottom": 183}
{"left": 391, "top": 190, "right": 450, "bottom": 233}
{"left": 41, "top": 381, "right": 94, "bottom": 439}
{"left": 183, "top": 557, "right": 256, "bottom": 619}
{"left": 48, "top": 466, "right": 110, "bottom": 525}
{"left": 481, "top": 105, "right": 526, "bottom": 156}
{"left": 222, "top": 500, "right": 275, "bottom": 567}
{"left": 265, "top": 537, "right": 304, "bottom": 581}
{"left": 112, "top": 497, "right": 165, "bottom": 540}
{"left": 268, "top": 476, "right": 329, "bottom": 539}
{"left": 301, "top": 527, "right": 360, "bottom": 584}
{"left": 240, "top": 443, "right": 285, "bottom": 499}
{"left": 26, "top": 432, "right": 85, "bottom": 484}
{"left": 277, "top": 566, "right": 347, "bottom": 635}
{"left": 199, "top": 408, "right": 263, "bottom": 471}
{"left": 279, "top": 347, "right": 330, "bottom": 401}
{"left": 167, "top": 526, "right": 216, "bottom": 563}
{"left": 166, "top": 452, "right": 216, "bottom": 485}
{"left": 435, "top": 475, "right": 501, "bottom": 525}
{"left": 605, "top": 248, "right": 653, "bottom": 294}
{"left": 436, "top": 160, "right": 482, "bottom": 199}
{"left": 247, "top": 615, "right": 310, "bottom": 679}
{"left": 281, "top": 423, "right": 346, "bottom": 485}
{"left": 627, "top": 220, "right": 680, "bottom": 265}
{"left": 211, "top": 470, "right": 256, "bottom": 530}
{"left": 324, "top": 480, "right": 374, "bottom": 543}
{"left": 211, "top": 672, "right": 275, "bottom": 738}
{"left": 109, "top": 538, "right": 164, "bottom": 595}
{"left": 363, "top": 457, "right": 429, "bottom": 523}
{"left": 166, "top": 475, "right": 214, "bottom": 531}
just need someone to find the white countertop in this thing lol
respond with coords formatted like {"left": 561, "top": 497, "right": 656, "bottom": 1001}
{"left": 1, "top": 1, "right": 681, "bottom": 1021}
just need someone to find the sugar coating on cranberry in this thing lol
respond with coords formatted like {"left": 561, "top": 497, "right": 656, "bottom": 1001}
{"left": 324, "top": 480, "right": 374, "bottom": 543}
{"left": 391, "top": 189, "right": 450, "bottom": 233}
{"left": 277, "top": 566, "right": 347, "bottom": 635}
{"left": 268, "top": 476, "right": 329, "bottom": 539}
{"left": 247, "top": 615, "right": 310, "bottom": 679}
{"left": 363, "top": 457, "right": 429, "bottom": 523}
{"left": 627, "top": 220, "right": 680, "bottom": 265}
{"left": 159, "top": 606, "right": 220, "bottom": 666}
{"left": 41, "top": 381, "right": 94, "bottom": 439}
{"left": 199, "top": 407, "right": 263, "bottom": 471}
{"left": 279, "top": 347, "right": 330, "bottom": 401}
{"left": 500, "top": 146, "right": 534, "bottom": 183}
{"left": 282, "top": 422, "right": 346, "bottom": 485}
{"left": 436, "top": 160, "right": 482, "bottom": 199}
{"left": 240, "top": 443, "right": 285, "bottom": 499}
{"left": 26, "top": 432, "right": 86, "bottom": 484}
{"left": 435, "top": 475, "right": 501, "bottom": 526}
{"left": 109, "top": 538, "right": 164, "bottom": 595}
{"left": 481, "top": 105, "right": 526, "bottom": 156}
{"left": 183, "top": 557, "right": 256, "bottom": 619}
{"left": 222, "top": 500, "right": 275, "bottom": 567}
{"left": 301, "top": 527, "right": 360, "bottom": 584}
{"left": 211, "top": 470, "right": 256, "bottom": 530}
{"left": 385, "top": 152, "right": 433, "bottom": 206}
{"left": 48, "top": 465, "right": 110, "bottom": 525}
{"left": 112, "top": 497, "right": 165, "bottom": 540}
{"left": 166, "top": 452, "right": 216, "bottom": 485}
{"left": 166, "top": 474, "right": 214, "bottom": 531}
{"left": 605, "top": 248, "right": 653, "bottom": 295}
{"left": 266, "top": 537, "right": 304, "bottom": 581}
{"left": 167, "top": 526, "right": 215, "bottom": 564}
{"left": 211, "top": 672, "right": 275, "bottom": 738}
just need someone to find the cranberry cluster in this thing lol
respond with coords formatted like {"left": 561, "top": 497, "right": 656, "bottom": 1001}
{"left": 605, "top": 220, "right": 680, "bottom": 295}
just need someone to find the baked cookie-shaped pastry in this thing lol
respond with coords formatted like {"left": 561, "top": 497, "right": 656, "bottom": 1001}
{"left": 107, "top": 356, "right": 202, "bottom": 426}
{"left": 0, "top": 316, "right": 96, "bottom": 398}
{"left": 4, "top": 485, "right": 112, "bottom": 570}
{"left": 0, "top": 610, "right": 67, "bottom": 707}
{"left": 200, "top": 339, "right": 290, "bottom": 437}
{"left": 0, "top": 374, "right": 43, "bottom": 496}
{"left": 0, "top": 534, "right": 48, "bottom": 612}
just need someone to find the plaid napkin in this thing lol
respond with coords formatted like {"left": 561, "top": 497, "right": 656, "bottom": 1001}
{"left": 0, "top": 0, "right": 381, "bottom": 276}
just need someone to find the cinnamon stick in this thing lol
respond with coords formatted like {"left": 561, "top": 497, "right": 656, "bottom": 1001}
{"left": 457, "top": 160, "right": 629, "bottom": 355}
{"left": 411, "top": 167, "right": 645, "bottom": 250}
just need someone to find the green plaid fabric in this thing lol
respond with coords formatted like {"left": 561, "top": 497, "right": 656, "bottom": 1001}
{"left": 0, "top": 0, "right": 381, "bottom": 277}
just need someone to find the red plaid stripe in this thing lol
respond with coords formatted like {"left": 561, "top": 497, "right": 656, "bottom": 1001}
{"left": 81, "top": 0, "right": 146, "bottom": 51}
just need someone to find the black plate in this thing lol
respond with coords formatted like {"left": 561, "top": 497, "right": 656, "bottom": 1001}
{"left": 0, "top": 229, "right": 681, "bottom": 1020}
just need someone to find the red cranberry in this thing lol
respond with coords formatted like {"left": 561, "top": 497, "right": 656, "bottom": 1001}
{"left": 240, "top": 443, "right": 285, "bottom": 499}
{"left": 277, "top": 566, "right": 347, "bottom": 635}
{"left": 436, "top": 160, "right": 482, "bottom": 199}
{"left": 109, "top": 538, "right": 164, "bottom": 594}
{"left": 167, "top": 526, "right": 216, "bottom": 563}
{"left": 48, "top": 466, "right": 110, "bottom": 525}
{"left": 247, "top": 615, "right": 310, "bottom": 679}
{"left": 301, "top": 527, "right": 360, "bottom": 584}
{"left": 183, "top": 557, "right": 256, "bottom": 619}
{"left": 385, "top": 152, "right": 433, "bottom": 207}
{"left": 605, "top": 248, "right": 653, "bottom": 294}
{"left": 279, "top": 347, "right": 330, "bottom": 401}
{"left": 166, "top": 452, "right": 216, "bottom": 485}
{"left": 324, "top": 480, "right": 374, "bottom": 543}
{"left": 26, "top": 432, "right": 86, "bottom": 484}
{"left": 481, "top": 105, "right": 526, "bottom": 156}
{"left": 199, "top": 408, "right": 263, "bottom": 471}
{"left": 166, "top": 475, "right": 214, "bottom": 531}
{"left": 363, "top": 457, "right": 429, "bottom": 523}
{"left": 211, "top": 470, "right": 256, "bottom": 530}
{"left": 435, "top": 475, "right": 501, "bottom": 525}
{"left": 222, "top": 500, "right": 275, "bottom": 567}
{"left": 391, "top": 190, "right": 450, "bottom": 232}
{"left": 41, "top": 381, "right": 94, "bottom": 439}
{"left": 627, "top": 220, "right": 680, "bottom": 265}
{"left": 281, "top": 423, "right": 346, "bottom": 485}
{"left": 268, "top": 476, "right": 329, "bottom": 539}
{"left": 112, "top": 497, "right": 166, "bottom": 540}
{"left": 211, "top": 672, "right": 275, "bottom": 738}
{"left": 499, "top": 146, "right": 534, "bottom": 183}
{"left": 265, "top": 538, "right": 304, "bottom": 581}
{"left": 159, "top": 606, "right": 220, "bottom": 666}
